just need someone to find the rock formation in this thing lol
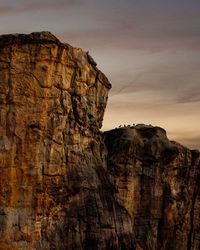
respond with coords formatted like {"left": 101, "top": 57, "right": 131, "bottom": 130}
{"left": 104, "top": 126, "right": 200, "bottom": 250}
{"left": 0, "top": 32, "right": 199, "bottom": 250}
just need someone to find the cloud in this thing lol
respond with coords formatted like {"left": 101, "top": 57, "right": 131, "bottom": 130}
{"left": 175, "top": 92, "right": 200, "bottom": 104}
{"left": 0, "top": 0, "right": 83, "bottom": 15}
{"left": 0, "top": 5, "right": 14, "bottom": 14}
{"left": 176, "top": 137, "right": 200, "bottom": 150}
{"left": 57, "top": 0, "right": 200, "bottom": 52}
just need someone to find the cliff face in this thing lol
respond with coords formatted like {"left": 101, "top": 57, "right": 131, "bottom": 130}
{"left": 0, "top": 32, "right": 134, "bottom": 250}
{"left": 104, "top": 126, "right": 200, "bottom": 250}
{"left": 0, "top": 32, "right": 199, "bottom": 250}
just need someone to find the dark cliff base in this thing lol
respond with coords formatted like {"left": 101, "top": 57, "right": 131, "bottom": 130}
{"left": 0, "top": 32, "right": 199, "bottom": 250}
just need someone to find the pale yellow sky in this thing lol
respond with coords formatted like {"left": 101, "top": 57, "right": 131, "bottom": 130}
{"left": 103, "top": 96, "right": 200, "bottom": 149}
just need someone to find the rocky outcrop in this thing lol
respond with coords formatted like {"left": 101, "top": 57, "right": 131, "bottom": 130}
{"left": 104, "top": 126, "right": 200, "bottom": 250}
{"left": 0, "top": 32, "right": 199, "bottom": 250}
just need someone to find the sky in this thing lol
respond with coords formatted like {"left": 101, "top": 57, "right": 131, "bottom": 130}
{"left": 0, "top": 0, "right": 199, "bottom": 149}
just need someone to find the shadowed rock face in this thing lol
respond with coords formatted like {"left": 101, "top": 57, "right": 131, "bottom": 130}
{"left": 104, "top": 126, "right": 200, "bottom": 250}
{"left": 0, "top": 32, "right": 199, "bottom": 250}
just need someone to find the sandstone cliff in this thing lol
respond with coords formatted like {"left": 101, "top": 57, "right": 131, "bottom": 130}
{"left": 0, "top": 32, "right": 199, "bottom": 250}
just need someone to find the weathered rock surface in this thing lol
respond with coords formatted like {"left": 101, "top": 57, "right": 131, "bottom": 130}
{"left": 104, "top": 126, "right": 200, "bottom": 250}
{"left": 0, "top": 31, "right": 134, "bottom": 250}
{"left": 0, "top": 32, "right": 199, "bottom": 250}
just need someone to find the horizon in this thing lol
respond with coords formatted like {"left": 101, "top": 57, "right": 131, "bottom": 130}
{"left": 0, "top": 0, "right": 199, "bottom": 149}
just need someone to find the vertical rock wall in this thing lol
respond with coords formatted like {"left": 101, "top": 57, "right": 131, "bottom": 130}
{"left": 0, "top": 32, "right": 134, "bottom": 250}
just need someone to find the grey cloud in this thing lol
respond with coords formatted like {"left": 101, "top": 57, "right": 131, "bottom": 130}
{"left": 59, "top": 28, "right": 200, "bottom": 52}
{"left": 0, "top": 0, "right": 83, "bottom": 15}
{"left": 58, "top": 0, "right": 200, "bottom": 51}
{"left": 108, "top": 66, "right": 200, "bottom": 107}
{"left": 175, "top": 94, "right": 200, "bottom": 104}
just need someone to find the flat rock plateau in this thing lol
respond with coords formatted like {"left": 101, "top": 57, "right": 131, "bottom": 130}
{"left": 0, "top": 32, "right": 199, "bottom": 250}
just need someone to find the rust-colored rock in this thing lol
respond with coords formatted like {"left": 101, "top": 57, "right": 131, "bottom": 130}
{"left": 0, "top": 32, "right": 199, "bottom": 250}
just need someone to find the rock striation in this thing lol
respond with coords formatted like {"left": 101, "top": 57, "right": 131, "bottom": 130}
{"left": 0, "top": 32, "right": 199, "bottom": 250}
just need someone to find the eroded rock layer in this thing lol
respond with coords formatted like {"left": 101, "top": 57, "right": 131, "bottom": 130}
{"left": 104, "top": 126, "right": 200, "bottom": 250}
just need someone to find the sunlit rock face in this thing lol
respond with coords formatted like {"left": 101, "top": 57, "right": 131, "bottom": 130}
{"left": 104, "top": 125, "right": 200, "bottom": 250}
{"left": 0, "top": 32, "right": 135, "bottom": 250}
{"left": 0, "top": 32, "right": 199, "bottom": 250}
